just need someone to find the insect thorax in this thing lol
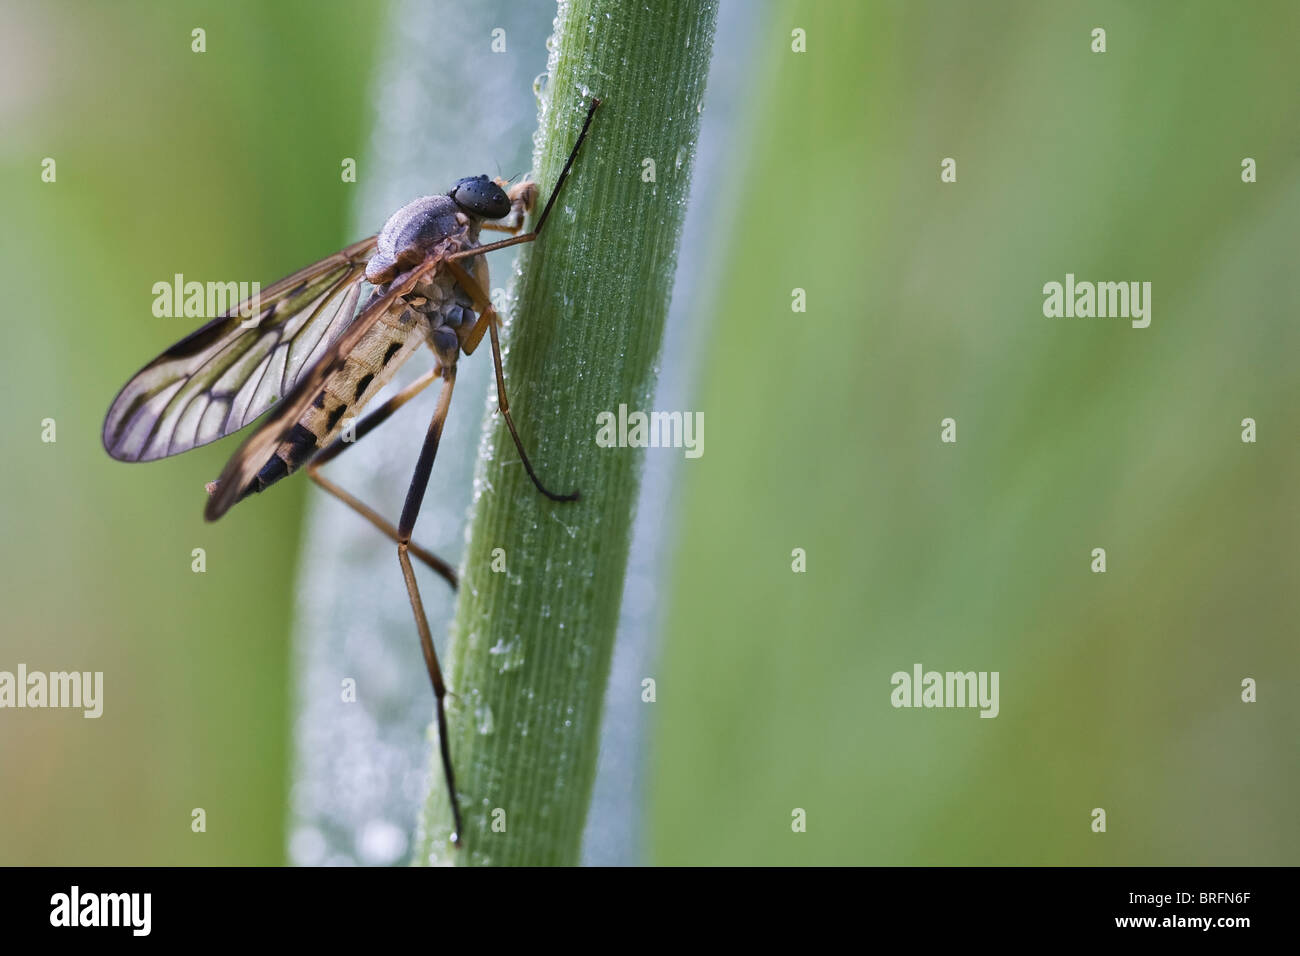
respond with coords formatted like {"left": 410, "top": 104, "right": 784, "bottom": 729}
{"left": 365, "top": 194, "right": 479, "bottom": 285}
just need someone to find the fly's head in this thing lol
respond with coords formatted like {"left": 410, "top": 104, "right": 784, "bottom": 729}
{"left": 448, "top": 175, "right": 512, "bottom": 220}
{"left": 452, "top": 176, "right": 538, "bottom": 233}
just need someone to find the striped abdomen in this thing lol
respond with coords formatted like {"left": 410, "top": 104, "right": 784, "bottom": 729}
{"left": 235, "top": 298, "right": 431, "bottom": 502}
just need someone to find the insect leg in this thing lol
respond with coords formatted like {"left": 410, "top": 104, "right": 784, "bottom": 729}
{"left": 436, "top": 96, "right": 600, "bottom": 498}
{"left": 527, "top": 96, "right": 600, "bottom": 238}
{"left": 396, "top": 366, "right": 464, "bottom": 845}
{"left": 445, "top": 96, "right": 600, "bottom": 261}
{"left": 306, "top": 472, "right": 456, "bottom": 590}
{"left": 304, "top": 368, "right": 458, "bottom": 589}
{"left": 445, "top": 259, "right": 578, "bottom": 502}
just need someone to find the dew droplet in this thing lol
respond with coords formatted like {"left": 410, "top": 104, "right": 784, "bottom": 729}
{"left": 488, "top": 637, "right": 524, "bottom": 673}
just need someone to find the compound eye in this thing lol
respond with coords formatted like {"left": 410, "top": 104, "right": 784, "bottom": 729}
{"left": 449, "top": 175, "right": 511, "bottom": 219}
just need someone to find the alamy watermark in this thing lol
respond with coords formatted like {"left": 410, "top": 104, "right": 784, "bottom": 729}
{"left": 890, "top": 663, "right": 999, "bottom": 718}
{"left": 152, "top": 274, "right": 261, "bottom": 326}
{"left": 0, "top": 665, "right": 103, "bottom": 718}
{"left": 1042, "top": 273, "right": 1151, "bottom": 328}
{"left": 596, "top": 404, "right": 703, "bottom": 458}
{"left": 50, "top": 886, "right": 150, "bottom": 936}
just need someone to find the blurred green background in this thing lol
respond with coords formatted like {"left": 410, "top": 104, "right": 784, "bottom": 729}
{"left": 1, "top": 0, "right": 1295, "bottom": 865}
{"left": 652, "top": 0, "right": 1299, "bottom": 864}
{"left": 0, "top": 0, "right": 379, "bottom": 864}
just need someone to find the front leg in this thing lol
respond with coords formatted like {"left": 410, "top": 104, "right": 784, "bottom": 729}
{"left": 443, "top": 257, "right": 578, "bottom": 502}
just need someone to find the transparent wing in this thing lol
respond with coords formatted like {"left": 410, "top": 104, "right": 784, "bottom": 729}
{"left": 102, "top": 236, "right": 377, "bottom": 462}
{"left": 204, "top": 255, "right": 443, "bottom": 521}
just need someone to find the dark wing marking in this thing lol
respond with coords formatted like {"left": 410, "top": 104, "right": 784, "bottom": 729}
{"left": 102, "top": 236, "right": 378, "bottom": 462}
{"left": 204, "top": 255, "right": 443, "bottom": 521}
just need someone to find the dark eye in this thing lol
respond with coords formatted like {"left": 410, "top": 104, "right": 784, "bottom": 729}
{"left": 449, "top": 175, "right": 511, "bottom": 219}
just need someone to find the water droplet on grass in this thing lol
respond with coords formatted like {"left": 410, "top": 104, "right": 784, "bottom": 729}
{"left": 488, "top": 636, "right": 524, "bottom": 673}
